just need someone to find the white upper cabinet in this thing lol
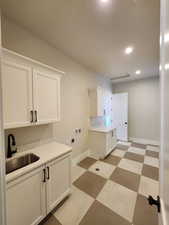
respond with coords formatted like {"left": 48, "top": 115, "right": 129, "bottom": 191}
{"left": 2, "top": 49, "right": 63, "bottom": 129}
{"left": 97, "top": 86, "right": 105, "bottom": 116}
{"left": 2, "top": 61, "right": 33, "bottom": 129}
{"left": 89, "top": 86, "right": 104, "bottom": 117}
{"left": 89, "top": 86, "right": 112, "bottom": 118}
{"left": 33, "top": 69, "right": 60, "bottom": 124}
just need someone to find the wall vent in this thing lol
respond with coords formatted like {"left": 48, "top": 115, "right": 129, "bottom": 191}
{"left": 110, "top": 74, "right": 130, "bottom": 81}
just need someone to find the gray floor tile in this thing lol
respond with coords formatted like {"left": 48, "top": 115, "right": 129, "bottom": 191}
{"left": 78, "top": 157, "right": 97, "bottom": 169}
{"left": 124, "top": 152, "right": 144, "bottom": 163}
{"left": 73, "top": 171, "right": 106, "bottom": 198}
{"left": 146, "top": 150, "right": 159, "bottom": 158}
{"left": 131, "top": 142, "right": 146, "bottom": 149}
{"left": 110, "top": 167, "right": 140, "bottom": 192}
{"left": 133, "top": 194, "right": 158, "bottom": 225}
{"left": 79, "top": 200, "right": 131, "bottom": 225}
{"left": 101, "top": 155, "right": 121, "bottom": 166}
{"left": 142, "top": 164, "right": 159, "bottom": 181}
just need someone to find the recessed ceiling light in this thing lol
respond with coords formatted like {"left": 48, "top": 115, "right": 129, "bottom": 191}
{"left": 164, "top": 33, "right": 169, "bottom": 43}
{"left": 165, "top": 63, "right": 169, "bottom": 70}
{"left": 159, "top": 65, "right": 162, "bottom": 71}
{"left": 135, "top": 70, "right": 141, "bottom": 75}
{"left": 125, "top": 46, "right": 134, "bottom": 55}
{"left": 100, "top": 0, "right": 109, "bottom": 2}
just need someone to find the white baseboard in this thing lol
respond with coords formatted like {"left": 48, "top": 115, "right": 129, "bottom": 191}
{"left": 72, "top": 149, "right": 91, "bottom": 167}
{"left": 129, "top": 137, "right": 160, "bottom": 146}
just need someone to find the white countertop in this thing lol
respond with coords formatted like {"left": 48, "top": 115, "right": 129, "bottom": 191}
{"left": 6, "top": 141, "right": 72, "bottom": 183}
{"left": 89, "top": 126, "right": 116, "bottom": 133}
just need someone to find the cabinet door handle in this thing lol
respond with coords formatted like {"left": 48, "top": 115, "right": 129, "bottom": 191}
{"left": 43, "top": 168, "right": 46, "bottom": 182}
{"left": 35, "top": 110, "right": 38, "bottom": 122}
{"left": 47, "top": 166, "right": 50, "bottom": 180}
{"left": 30, "top": 110, "right": 34, "bottom": 123}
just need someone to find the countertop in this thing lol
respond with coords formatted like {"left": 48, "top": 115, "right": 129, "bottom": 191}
{"left": 6, "top": 141, "right": 72, "bottom": 183}
{"left": 89, "top": 126, "right": 116, "bottom": 133}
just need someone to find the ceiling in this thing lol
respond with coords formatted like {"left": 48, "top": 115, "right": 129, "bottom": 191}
{"left": 0, "top": 0, "right": 160, "bottom": 81}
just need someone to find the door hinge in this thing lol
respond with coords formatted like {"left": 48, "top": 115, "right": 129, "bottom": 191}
{"left": 148, "top": 195, "right": 161, "bottom": 213}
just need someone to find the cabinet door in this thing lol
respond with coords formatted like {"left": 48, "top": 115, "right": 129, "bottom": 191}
{"left": 2, "top": 61, "right": 33, "bottom": 129}
{"left": 33, "top": 69, "right": 60, "bottom": 124}
{"left": 106, "top": 132, "right": 112, "bottom": 155}
{"left": 46, "top": 154, "right": 71, "bottom": 213}
{"left": 106, "top": 131, "right": 117, "bottom": 155}
{"left": 6, "top": 167, "right": 46, "bottom": 225}
{"left": 97, "top": 86, "right": 104, "bottom": 117}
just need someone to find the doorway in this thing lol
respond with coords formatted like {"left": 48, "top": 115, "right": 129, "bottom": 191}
{"left": 112, "top": 93, "right": 128, "bottom": 142}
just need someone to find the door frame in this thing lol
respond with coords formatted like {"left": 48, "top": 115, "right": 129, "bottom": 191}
{"left": 159, "top": 0, "right": 169, "bottom": 223}
{"left": 112, "top": 92, "right": 128, "bottom": 142}
{"left": 0, "top": 11, "right": 7, "bottom": 225}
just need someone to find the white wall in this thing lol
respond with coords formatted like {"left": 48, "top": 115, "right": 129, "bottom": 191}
{"left": 113, "top": 77, "right": 160, "bottom": 144}
{"left": 2, "top": 16, "right": 112, "bottom": 158}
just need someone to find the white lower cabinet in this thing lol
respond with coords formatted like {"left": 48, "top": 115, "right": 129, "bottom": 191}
{"left": 46, "top": 155, "right": 71, "bottom": 213}
{"left": 6, "top": 166, "right": 46, "bottom": 225}
{"left": 89, "top": 129, "right": 117, "bottom": 159}
{"left": 6, "top": 154, "right": 71, "bottom": 225}
{"left": 106, "top": 131, "right": 117, "bottom": 155}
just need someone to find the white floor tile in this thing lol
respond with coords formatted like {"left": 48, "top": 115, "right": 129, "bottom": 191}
{"left": 118, "top": 158, "right": 143, "bottom": 175}
{"left": 146, "top": 145, "right": 159, "bottom": 152}
{"left": 97, "top": 180, "right": 137, "bottom": 222}
{"left": 72, "top": 165, "right": 86, "bottom": 182}
{"left": 88, "top": 161, "right": 116, "bottom": 179}
{"left": 118, "top": 141, "right": 131, "bottom": 146}
{"left": 139, "top": 176, "right": 159, "bottom": 198}
{"left": 128, "top": 147, "right": 146, "bottom": 155}
{"left": 54, "top": 186, "right": 94, "bottom": 225}
{"left": 111, "top": 149, "right": 126, "bottom": 158}
{"left": 144, "top": 156, "right": 159, "bottom": 168}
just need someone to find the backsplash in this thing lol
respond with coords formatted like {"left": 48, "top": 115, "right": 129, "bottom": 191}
{"left": 90, "top": 116, "right": 112, "bottom": 128}
{"left": 90, "top": 116, "right": 105, "bottom": 128}
{"left": 5, "top": 124, "right": 54, "bottom": 156}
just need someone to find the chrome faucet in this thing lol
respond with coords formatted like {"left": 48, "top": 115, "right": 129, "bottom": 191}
{"left": 7, "top": 134, "right": 17, "bottom": 158}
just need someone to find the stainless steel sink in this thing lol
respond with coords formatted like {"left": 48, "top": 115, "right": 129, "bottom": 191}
{"left": 6, "top": 153, "right": 40, "bottom": 174}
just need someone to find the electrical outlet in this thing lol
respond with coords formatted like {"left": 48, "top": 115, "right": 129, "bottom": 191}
{"left": 71, "top": 138, "right": 75, "bottom": 143}
{"left": 75, "top": 129, "right": 79, "bottom": 134}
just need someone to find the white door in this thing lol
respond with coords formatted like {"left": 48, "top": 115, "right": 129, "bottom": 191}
{"left": 112, "top": 93, "right": 128, "bottom": 141}
{"left": 46, "top": 155, "right": 71, "bottom": 213}
{"left": 6, "top": 167, "right": 46, "bottom": 225}
{"left": 2, "top": 61, "right": 33, "bottom": 129}
{"left": 159, "top": 0, "right": 169, "bottom": 224}
{"left": 33, "top": 69, "right": 60, "bottom": 124}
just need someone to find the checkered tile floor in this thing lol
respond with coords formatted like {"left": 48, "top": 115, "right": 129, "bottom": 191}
{"left": 40, "top": 142, "right": 159, "bottom": 225}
